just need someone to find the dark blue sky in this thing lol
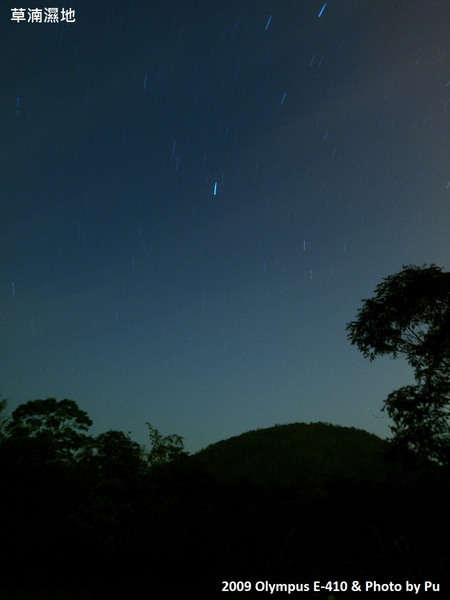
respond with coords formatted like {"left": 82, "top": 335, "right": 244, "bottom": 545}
{"left": 1, "top": 0, "right": 449, "bottom": 452}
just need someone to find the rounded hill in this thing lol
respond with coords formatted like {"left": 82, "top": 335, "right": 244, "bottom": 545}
{"left": 194, "top": 422, "right": 389, "bottom": 487}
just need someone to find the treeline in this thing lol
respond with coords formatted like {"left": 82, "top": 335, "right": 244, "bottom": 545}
{"left": 0, "top": 398, "right": 207, "bottom": 592}
{"left": 0, "top": 398, "right": 449, "bottom": 598}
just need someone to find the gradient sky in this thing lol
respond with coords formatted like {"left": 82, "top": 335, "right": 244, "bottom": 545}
{"left": 1, "top": 0, "right": 449, "bottom": 453}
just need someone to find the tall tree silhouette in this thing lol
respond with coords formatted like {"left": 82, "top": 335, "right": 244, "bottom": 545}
{"left": 347, "top": 264, "right": 450, "bottom": 464}
{"left": 6, "top": 397, "right": 93, "bottom": 460}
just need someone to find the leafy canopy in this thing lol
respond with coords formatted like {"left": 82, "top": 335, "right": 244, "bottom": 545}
{"left": 0, "top": 396, "right": 9, "bottom": 441}
{"left": 346, "top": 264, "right": 449, "bottom": 377}
{"left": 6, "top": 398, "right": 93, "bottom": 459}
{"left": 146, "top": 422, "right": 188, "bottom": 466}
{"left": 346, "top": 264, "right": 450, "bottom": 464}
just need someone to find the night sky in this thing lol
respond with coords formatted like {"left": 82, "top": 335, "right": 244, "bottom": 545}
{"left": 1, "top": 0, "right": 449, "bottom": 453}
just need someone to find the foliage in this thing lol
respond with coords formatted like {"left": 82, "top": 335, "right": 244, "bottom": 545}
{"left": 6, "top": 398, "right": 93, "bottom": 460}
{"left": 146, "top": 422, "right": 188, "bottom": 466}
{"left": 0, "top": 396, "right": 9, "bottom": 441}
{"left": 0, "top": 398, "right": 449, "bottom": 593}
{"left": 346, "top": 264, "right": 450, "bottom": 463}
{"left": 83, "top": 429, "right": 146, "bottom": 474}
{"left": 384, "top": 381, "right": 450, "bottom": 465}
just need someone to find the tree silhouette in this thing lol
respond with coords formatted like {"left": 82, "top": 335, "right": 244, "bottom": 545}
{"left": 146, "top": 422, "right": 188, "bottom": 466}
{"left": 6, "top": 398, "right": 93, "bottom": 461}
{"left": 346, "top": 264, "right": 450, "bottom": 464}
{"left": 81, "top": 429, "right": 147, "bottom": 483}
{"left": 0, "top": 396, "right": 9, "bottom": 442}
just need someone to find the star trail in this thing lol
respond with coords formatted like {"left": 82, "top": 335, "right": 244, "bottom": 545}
{"left": 1, "top": 0, "right": 448, "bottom": 452}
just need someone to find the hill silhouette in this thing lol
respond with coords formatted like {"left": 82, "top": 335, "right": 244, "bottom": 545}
{"left": 1, "top": 405, "right": 449, "bottom": 597}
{"left": 194, "top": 421, "right": 389, "bottom": 487}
